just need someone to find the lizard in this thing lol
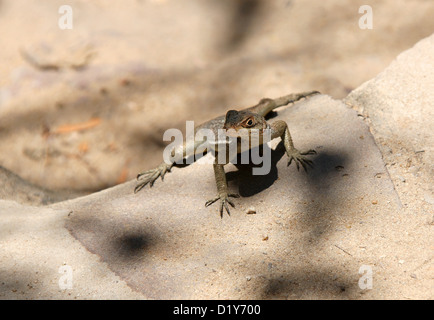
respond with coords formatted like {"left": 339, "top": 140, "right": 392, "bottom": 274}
{"left": 134, "top": 91, "right": 319, "bottom": 217}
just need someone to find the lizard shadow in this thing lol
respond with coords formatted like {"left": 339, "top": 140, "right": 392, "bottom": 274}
{"left": 173, "top": 141, "right": 283, "bottom": 197}
{"left": 226, "top": 142, "right": 285, "bottom": 197}
{"left": 225, "top": 110, "right": 285, "bottom": 196}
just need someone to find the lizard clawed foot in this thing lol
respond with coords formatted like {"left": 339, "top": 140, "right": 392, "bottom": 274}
{"left": 134, "top": 162, "right": 173, "bottom": 193}
{"left": 287, "top": 149, "right": 316, "bottom": 172}
{"left": 205, "top": 193, "right": 240, "bottom": 218}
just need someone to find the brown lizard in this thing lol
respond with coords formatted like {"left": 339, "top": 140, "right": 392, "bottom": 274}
{"left": 134, "top": 91, "right": 319, "bottom": 217}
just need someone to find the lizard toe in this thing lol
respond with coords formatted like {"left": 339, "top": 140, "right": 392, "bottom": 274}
{"left": 206, "top": 194, "right": 239, "bottom": 217}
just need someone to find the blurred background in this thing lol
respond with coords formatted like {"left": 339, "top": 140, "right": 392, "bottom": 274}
{"left": 0, "top": 0, "right": 433, "bottom": 197}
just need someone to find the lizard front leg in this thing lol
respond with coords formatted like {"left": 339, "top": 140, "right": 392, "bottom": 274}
{"left": 205, "top": 160, "right": 240, "bottom": 217}
{"left": 271, "top": 120, "right": 316, "bottom": 171}
{"left": 135, "top": 138, "right": 204, "bottom": 193}
{"left": 134, "top": 161, "right": 174, "bottom": 193}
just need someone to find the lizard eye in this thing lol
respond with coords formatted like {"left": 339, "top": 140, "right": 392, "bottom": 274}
{"left": 244, "top": 118, "right": 255, "bottom": 127}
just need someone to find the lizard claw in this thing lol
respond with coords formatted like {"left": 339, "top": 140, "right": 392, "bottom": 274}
{"left": 287, "top": 149, "right": 316, "bottom": 172}
{"left": 205, "top": 193, "right": 240, "bottom": 218}
{"left": 134, "top": 162, "right": 173, "bottom": 193}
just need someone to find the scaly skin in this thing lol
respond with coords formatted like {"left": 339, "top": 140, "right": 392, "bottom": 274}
{"left": 135, "top": 91, "right": 319, "bottom": 217}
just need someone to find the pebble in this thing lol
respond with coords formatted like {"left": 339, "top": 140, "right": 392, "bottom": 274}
{"left": 246, "top": 207, "right": 256, "bottom": 214}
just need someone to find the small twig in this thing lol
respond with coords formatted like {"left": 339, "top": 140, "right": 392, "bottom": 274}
{"left": 20, "top": 47, "right": 95, "bottom": 71}
{"left": 20, "top": 48, "right": 60, "bottom": 71}
{"left": 334, "top": 244, "right": 353, "bottom": 256}
{"left": 52, "top": 117, "right": 102, "bottom": 134}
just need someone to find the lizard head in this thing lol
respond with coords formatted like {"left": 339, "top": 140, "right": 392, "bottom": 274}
{"left": 223, "top": 110, "right": 267, "bottom": 132}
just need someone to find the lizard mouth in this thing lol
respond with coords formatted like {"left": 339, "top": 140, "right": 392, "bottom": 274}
{"left": 224, "top": 127, "right": 265, "bottom": 138}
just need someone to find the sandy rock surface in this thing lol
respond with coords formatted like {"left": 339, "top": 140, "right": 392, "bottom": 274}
{"left": 56, "top": 94, "right": 412, "bottom": 299}
{"left": 0, "top": 199, "right": 144, "bottom": 299}
{"left": 345, "top": 35, "right": 434, "bottom": 219}
{"left": 0, "top": 1, "right": 432, "bottom": 300}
